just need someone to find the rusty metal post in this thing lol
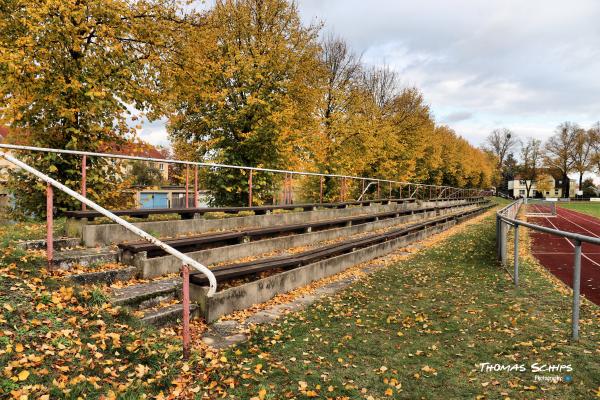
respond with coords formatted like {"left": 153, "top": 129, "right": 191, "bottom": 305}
{"left": 319, "top": 176, "right": 324, "bottom": 204}
{"left": 248, "top": 170, "right": 253, "bottom": 207}
{"left": 185, "top": 165, "right": 189, "bottom": 208}
{"left": 362, "top": 179, "right": 365, "bottom": 200}
{"left": 46, "top": 183, "right": 53, "bottom": 269}
{"left": 289, "top": 174, "right": 293, "bottom": 204}
{"left": 81, "top": 155, "right": 87, "bottom": 211}
{"left": 194, "top": 165, "right": 198, "bottom": 208}
{"left": 182, "top": 264, "right": 191, "bottom": 359}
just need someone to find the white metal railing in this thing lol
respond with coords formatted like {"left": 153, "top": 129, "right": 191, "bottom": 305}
{"left": 0, "top": 143, "right": 490, "bottom": 203}
{"left": 496, "top": 199, "right": 600, "bottom": 340}
{"left": 0, "top": 150, "right": 216, "bottom": 358}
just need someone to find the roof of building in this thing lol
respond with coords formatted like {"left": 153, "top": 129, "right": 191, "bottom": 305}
{"left": 109, "top": 141, "right": 167, "bottom": 160}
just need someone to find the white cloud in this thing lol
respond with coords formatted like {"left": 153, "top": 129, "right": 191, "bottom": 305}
{"left": 297, "top": 0, "right": 600, "bottom": 146}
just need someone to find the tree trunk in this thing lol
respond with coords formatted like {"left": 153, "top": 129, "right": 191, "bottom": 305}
{"left": 563, "top": 173, "right": 570, "bottom": 198}
{"left": 579, "top": 172, "right": 583, "bottom": 195}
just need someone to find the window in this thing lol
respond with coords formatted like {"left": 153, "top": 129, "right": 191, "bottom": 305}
{"left": 554, "top": 189, "right": 559, "bottom": 195}
{"left": 159, "top": 163, "right": 164, "bottom": 170}
{"left": 519, "top": 189, "right": 525, "bottom": 195}
{"left": 519, "top": 180, "right": 526, "bottom": 185}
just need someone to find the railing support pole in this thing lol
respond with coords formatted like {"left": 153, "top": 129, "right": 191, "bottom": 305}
{"left": 513, "top": 223, "right": 519, "bottom": 286}
{"left": 500, "top": 220, "right": 507, "bottom": 265}
{"left": 319, "top": 176, "right": 323, "bottom": 204}
{"left": 81, "top": 155, "right": 87, "bottom": 211}
{"left": 289, "top": 174, "right": 293, "bottom": 204}
{"left": 248, "top": 170, "right": 253, "bottom": 207}
{"left": 182, "top": 264, "right": 191, "bottom": 359}
{"left": 194, "top": 165, "right": 198, "bottom": 208}
{"left": 389, "top": 182, "right": 392, "bottom": 199}
{"left": 185, "top": 165, "right": 189, "bottom": 208}
{"left": 46, "top": 183, "right": 53, "bottom": 269}
{"left": 377, "top": 180, "right": 380, "bottom": 199}
{"left": 362, "top": 179, "right": 365, "bottom": 200}
{"left": 572, "top": 240, "right": 582, "bottom": 341}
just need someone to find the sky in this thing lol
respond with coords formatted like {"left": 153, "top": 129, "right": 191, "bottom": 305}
{"left": 139, "top": 0, "right": 600, "bottom": 152}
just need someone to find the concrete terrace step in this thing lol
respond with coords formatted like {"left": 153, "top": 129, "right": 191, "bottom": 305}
{"left": 68, "top": 266, "right": 137, "bottom": 285}
{"left": 17, "top": 237, "right": 81, "bottom": 251}
{"left": 141, "top": 303, "right": 199, "bottom": 327}
{"left": 54, "top": 247, "right": 119, "bottom": 269}
{"left": 111, "top": 279, "right": 181, "bottom": 309}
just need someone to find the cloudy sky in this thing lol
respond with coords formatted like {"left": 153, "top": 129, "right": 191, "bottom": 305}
{"left": 140, "top": 0, "right": 600, "bottom": 149}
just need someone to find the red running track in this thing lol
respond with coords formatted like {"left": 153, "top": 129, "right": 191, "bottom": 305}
{"left": 527, "top": 205, "right": 600, "bottom": 305}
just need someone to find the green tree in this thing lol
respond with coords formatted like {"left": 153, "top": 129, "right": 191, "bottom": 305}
{"left": 0, "top": 0, "right": 190, "bottom": 215}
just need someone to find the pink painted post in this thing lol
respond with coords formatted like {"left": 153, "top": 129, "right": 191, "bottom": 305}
{"left": 81, "top": 155, "right": 87, "bottom": 211}
{"left": 46, "top": 183, "right": 53, "bottom": 269}
{"left": 319, "top": 176, "right": 323, "bottom": 204}
{"left": 182, "top": 264, "right": 190, "bottom": 360}
{"left": 194, "top": 165, "right": 198, "bottom": 208}
{"left": 248, "top": 170, "right": 253, "bottom": 207}
{"left": 185, "top": 165, "right": 189, "bottom": 208}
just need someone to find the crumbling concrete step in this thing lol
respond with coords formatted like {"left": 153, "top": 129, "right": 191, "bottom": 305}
{"left": 111, "top": 279, "right": 181, "bottom": 309}
{"left": 17, "top": 237, "right": 81, "bottom": 251}
{"left": 68, "top": 266, "right": 137, "bottom": 285}
{"left": 141, "top": 303, "right": 198, "bottom": 327}
{"left": 54, "top": 247, "right": 118, "bottom": 269}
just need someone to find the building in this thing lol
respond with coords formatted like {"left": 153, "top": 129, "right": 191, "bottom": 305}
{"left": 508, "top": 172, "right": 577, "bottom": 198}
{"left": 110, "top": 141, "right": 170, "bottom": 182}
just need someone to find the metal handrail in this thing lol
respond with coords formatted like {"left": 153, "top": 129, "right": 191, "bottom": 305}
{"left": 356, "top": 181, "right": 376, "bottom": 201}
{"left": 0, "top": 151, "right": 218, "bottom": 295}
{"left": 498, "top": 201, "right": 600, "bottom": 245}
{"left": 496, "top": 199, "right": 597, "bottom": 340}
{"left": 0, "top": 143, "right": 488, "bottom": 193}
{"left": 1, "top": 150, "right": 216, "bottom": 358}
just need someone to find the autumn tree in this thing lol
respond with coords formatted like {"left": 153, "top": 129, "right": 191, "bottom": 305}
{"left": 544, "top": 122, "right": 578, "bottom": 198}
{"left": 484, "top": 128, "right": 519, "bottom": 188}
{"left": 519, "top": 138, "right": 542, "bottom": 198}
{"left": 589, "top": 122, "right": 600, "bottom": 175}
{"left": 0, "top": 0, "right": 189, "bottom": 215}
{"left": 168, "top": 0, "right": 323, "bottom": 206}
{"left": 313, "top": 35, "right": 365, "bottom": 200}
{"left": 571, "top": 128, "right": 594, "bottom": 191}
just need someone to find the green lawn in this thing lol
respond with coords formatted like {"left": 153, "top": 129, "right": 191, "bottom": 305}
{"left": 211, "top": 213, "right": 600, "bottom": 399}
{"left": 559, "top": 202, "right": 600, "bottom": 218}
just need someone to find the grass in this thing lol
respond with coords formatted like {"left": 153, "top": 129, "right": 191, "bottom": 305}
{"left": 0, "top": 218, "right": 66, "bottom": 245}
{"left": 1, "top": 202, "right": 598, "bottom": 399}
{"left": 0, "top": 223, "right": 196, "bottom": 399}
{"left": 210, "top": 212, "right": 600, "bottom": 399}
{"left": 559, "top": 202, "right": 600, "bottom": 218}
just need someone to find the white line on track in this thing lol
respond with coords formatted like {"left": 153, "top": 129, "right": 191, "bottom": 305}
{"left": 537, "top": 215, "right": 600, "bottom": 268}
{"left": 554, "top": 213, "right": 600, "bottom": 238}
{"left": 558, "top": 206, "right": 600, "bottom": 228}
